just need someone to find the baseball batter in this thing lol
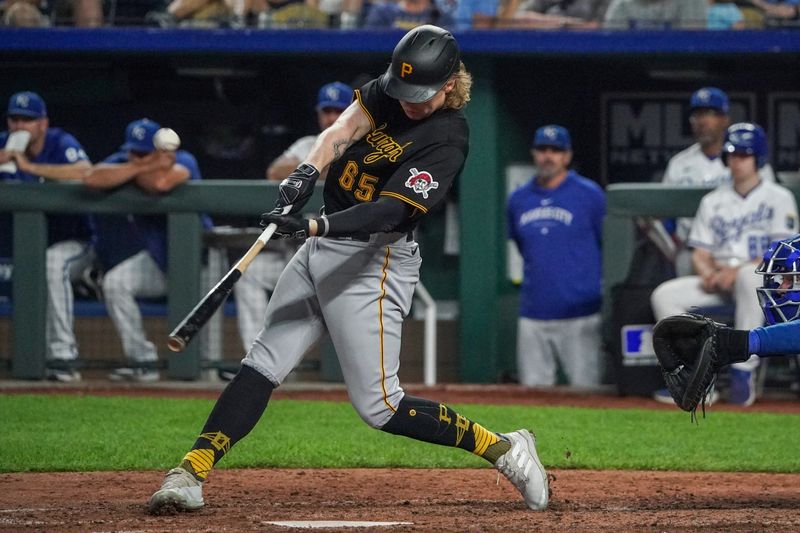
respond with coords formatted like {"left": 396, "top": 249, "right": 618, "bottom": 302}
{"left": 651, "top": 122, "right": 798, "bottom": 405}
{"left": 149, "top": 25, "right": 549, "bottom": 514}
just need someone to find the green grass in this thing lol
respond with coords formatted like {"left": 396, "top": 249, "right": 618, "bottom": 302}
{"left": 2, "top": 394, "right": 799, "bottom": 473}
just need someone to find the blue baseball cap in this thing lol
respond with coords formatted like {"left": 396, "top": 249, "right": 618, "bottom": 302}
{"left": 120, "top": 118, "right": 161, "bottom": 153}
{"left": 316, "top": 82, "right": 353, "bottom": 111}
{"left": 7, "top": 91, "right": 47, "bottom": 118}
{"left": 690, "top": 87, "right": 729, "bottom": 114}
{"left": 532, "top": 125, "right": 571, "bottom": 151}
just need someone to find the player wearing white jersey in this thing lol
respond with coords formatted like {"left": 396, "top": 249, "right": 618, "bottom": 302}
{"left": 651, "top": 122, "right": 798, "bottom": 406}
{"left": 662, "top": 88, "right": 776, "bottom": 275}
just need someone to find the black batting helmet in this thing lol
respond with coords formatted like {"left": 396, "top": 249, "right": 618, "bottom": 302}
{"left": 379, "top": 25, "right": 460, "bottom": 104}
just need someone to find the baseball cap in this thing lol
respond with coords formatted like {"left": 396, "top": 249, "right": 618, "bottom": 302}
{"left": 120, "top": 118, "right": 161, "bottom": 153}
{"left": 690, "top": 87, "right": 729, "bottom": 114}
{"left": 316, "top": 82, "right": 353, "bottom": 111}
{"left": 7, "top": 91, "right": 47, "bottom": 118}
{"left": 532, "top": 125, "right": 571, "bottom": 151}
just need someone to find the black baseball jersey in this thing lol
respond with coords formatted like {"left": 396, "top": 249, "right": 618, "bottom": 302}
{"left": 323, "top": 78, "right": 469, "bottom": 232}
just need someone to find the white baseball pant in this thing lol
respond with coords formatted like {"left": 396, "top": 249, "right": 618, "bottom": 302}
{"left": 46, "top": 240, "right": 95, "bottom": 361}
{"left": 650, "top": 265, "right": 762, "bottom": 370}
{"left": 103, "top": 250, "right": 166, "bottom": 363}
{"left": 516, "top": 313, "right": 602, "bottom": 387}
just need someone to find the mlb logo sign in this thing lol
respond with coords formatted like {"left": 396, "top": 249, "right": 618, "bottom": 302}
{"left": 621, "top": 325, "right": 656, "bottom": 366}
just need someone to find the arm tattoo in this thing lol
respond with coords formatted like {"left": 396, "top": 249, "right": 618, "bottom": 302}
{"left": 331, "top": 138, "right": 349, "bottom": 161}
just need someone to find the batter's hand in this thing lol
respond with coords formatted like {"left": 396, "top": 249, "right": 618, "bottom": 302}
{"left": 260, "top": 212, "right": 311, "bottom": 240}
{"left": 273, "top": 163, "right": 320, "bottom": 215}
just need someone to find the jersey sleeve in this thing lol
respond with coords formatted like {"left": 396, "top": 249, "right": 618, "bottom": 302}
{"left": 102, "top": 151, "right": 128, "bottom": 164}
{"left": 56, "top": 132, "right": 90, "bottom": 164}
{"left": 661, "top": 156, "right": 679, "bottom": 185}
{"left": 379, "top": 143, "right": 465, "bottom": 217}
{"left": 687, "top": 194, "right": 715, "bottom": 250}
{"left": 506, "top": 191, "right": 521, "bottom": 248}
{"left": 354, "top": 78, "right": 386, "bottom": 133}
{"left": 769, "top": 188, "right": 799, "bottom": 239}
{"left": 591, "top": 186, "right": 607, "bottom": 244}
{"left": 176, "top": 151, "right": 202, "bottom": 181}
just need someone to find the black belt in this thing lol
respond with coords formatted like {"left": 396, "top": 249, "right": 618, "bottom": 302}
{"left": 332, "top": 232, "right": 414, "bottom": 243}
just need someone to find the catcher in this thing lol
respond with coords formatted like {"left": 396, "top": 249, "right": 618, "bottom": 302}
{"left": 654, "top": 233, "right": 800, "bottom": 415}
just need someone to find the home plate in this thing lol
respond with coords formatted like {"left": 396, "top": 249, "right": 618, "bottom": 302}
{"left": 264, "top": 520, "right": 412, "bottom": 529}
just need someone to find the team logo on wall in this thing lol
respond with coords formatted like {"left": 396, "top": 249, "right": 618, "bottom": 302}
{"left": 768, "top": 93, "right": 800, "bottom": 172}
{"left": 405, "top": 168, "right": 438, "bottom": 199}
{"left": 601, "top": 92, "right": 755, "bottom": 184}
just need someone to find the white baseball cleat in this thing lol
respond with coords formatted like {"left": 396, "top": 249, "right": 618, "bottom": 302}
{"left": 495, "top": 429, "right": 549, "bottom": 511}
{"left": 148, "top": 467, "right": 204, "bottom": 514}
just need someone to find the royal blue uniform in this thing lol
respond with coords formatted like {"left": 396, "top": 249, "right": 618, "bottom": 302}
{"left": 507, "top": 171, "right": 606, "bottom": 320}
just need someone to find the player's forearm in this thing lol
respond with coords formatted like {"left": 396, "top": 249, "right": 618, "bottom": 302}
{"left": 750, "top": 321, "right": 800, "bottom": 356}
{"left": 691, "top": 248, "right": 716, "bottom": 278}
{"left": 305, "top": 125, "right": 358, "bottom": 172}
{"left": 26, "top": 161, "right": 91, "bottom": 181}
{"left": 82, "top": 163, "right": 141, "bottom": 189}
{"left": 305, "top": 103, "right": 370, "bottom": 172}
{"left": 135, "top": 165, "right": 189, "bottom": 193}
{"left": 313, "top": 197, "right": 409, "bottom": 237}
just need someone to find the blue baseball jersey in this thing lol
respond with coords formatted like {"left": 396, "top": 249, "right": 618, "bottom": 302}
{"left": 0, "top": 128, "right": 93, "bottom": 246}
{"left": 95, "top": 150, "right": 210, "bottom": 273}
{"left": 507, "top": 171, "right": 606, "bottom": 320}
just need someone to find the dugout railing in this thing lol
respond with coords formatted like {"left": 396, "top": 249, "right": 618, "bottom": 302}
{"left": 0, "top": 180, "right": 323, "bottom": 380}
{"left": 3, "top": 182, "right": 800, "bottom": 381}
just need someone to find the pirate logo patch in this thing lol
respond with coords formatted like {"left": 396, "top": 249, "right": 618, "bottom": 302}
{"left": 405, "top": 168, "right": 438, "bottom": 199}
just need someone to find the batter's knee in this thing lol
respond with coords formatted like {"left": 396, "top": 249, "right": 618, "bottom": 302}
{"left": 350, "top": 390, "right": 405, "bottom": 429}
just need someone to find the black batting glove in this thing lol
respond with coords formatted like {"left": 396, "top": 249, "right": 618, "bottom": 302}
{"left": 260, "top": 212, "right": 311, "bottom": 240}
{"left": 273, "top": 163, "right": 320, "bottom": 215}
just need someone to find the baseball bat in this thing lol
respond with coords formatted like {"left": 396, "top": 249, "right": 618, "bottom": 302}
{"left": 167, "top": 223, "right": 278, "bottom": 352}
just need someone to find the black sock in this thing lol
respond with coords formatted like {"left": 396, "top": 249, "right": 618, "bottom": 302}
{"left": 180, "top": 364, "right": 274, "bottom": 480}
{"left": 380, "top": 395, "right": 510, "bottom": 464}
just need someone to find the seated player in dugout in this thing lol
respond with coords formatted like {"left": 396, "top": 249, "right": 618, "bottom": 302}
{"left": 0, "top": 91, "right": 94, "bottom": 382}
{"left": 148, "top": 25, "right": 550, "bottom": 514}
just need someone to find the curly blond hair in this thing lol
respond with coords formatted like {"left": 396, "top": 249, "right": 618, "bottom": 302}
{"left": 444, "top": 62, "right": 472, "bottom": 110}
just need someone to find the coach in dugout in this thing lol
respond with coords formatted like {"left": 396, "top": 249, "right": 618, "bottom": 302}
{"left": 507, "top": 125, "right": 606, "bottom": 388}
{"left": 83, "top": 118, "right": 211, "bottom": 383}
{"left": 0, "top": 91, "right": 94, "bottom": 383}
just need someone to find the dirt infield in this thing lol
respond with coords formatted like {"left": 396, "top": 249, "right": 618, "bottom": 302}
{"left": 2, "top": 383, "right": 800, "bottom": 531}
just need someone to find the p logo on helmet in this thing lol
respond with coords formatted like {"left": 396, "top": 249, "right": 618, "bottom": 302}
{"left": 380, "top": 25, "right": 460, "bottom": 103}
